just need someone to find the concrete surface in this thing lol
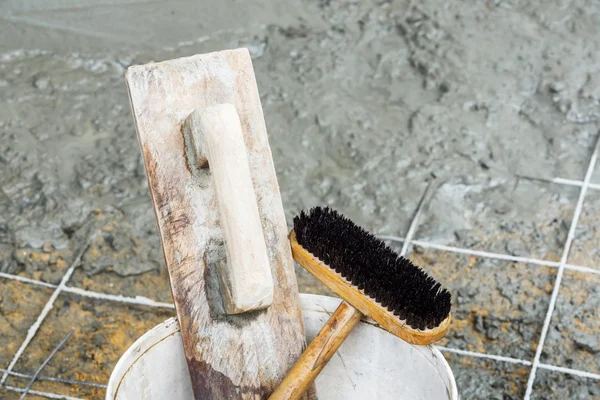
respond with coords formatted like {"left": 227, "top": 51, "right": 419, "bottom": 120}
{"left": 0, "top": 0, "right": 599, "bottom": 399}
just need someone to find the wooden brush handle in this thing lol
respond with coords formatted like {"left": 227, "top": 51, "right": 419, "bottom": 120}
{"left": 184, "top": 104, "right": 274, "bottom": 314}
{"left": 269, "top": 301, "right": 362, "bottom": 400}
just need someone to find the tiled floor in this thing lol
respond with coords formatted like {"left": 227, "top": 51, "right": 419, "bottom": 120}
{"left": 569, "top": 190, "right": 600, "bottom": 270}
{"left": 542, "top": 271, "right": 600, "bottom": 373}
{"left": 531, "top": 369, "right": 600, "bottom": 400}
{"left": 1, "top": 134, "right": 599, "bottom": 400}
{"left": 0, "top": 281, "right": 53, "bottom": 368}
{"left": 410, "top": 250, "right": 556, "bottom": 360}
{"left": 10, "top": 293, "right": 174, "bottom": 399}
{"left": 444, "top": 353, "right": 529, "bottom": 400}
{"left": 1, "top": 1, "right": 600, "bottom": 399}
{"left": 415, "top": 179, "right": 579, "bottom": 261}
{"left": 4, "top": 160, "right": 599, "bottom": 398}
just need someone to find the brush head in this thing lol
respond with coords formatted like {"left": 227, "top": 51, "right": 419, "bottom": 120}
{"left": 293, "top": 206, "right": 451, "bottom": 332}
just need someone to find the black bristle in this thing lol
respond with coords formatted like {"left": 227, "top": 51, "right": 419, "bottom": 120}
{"left": 294, "top": 206, "right": 452, "bottom": 331}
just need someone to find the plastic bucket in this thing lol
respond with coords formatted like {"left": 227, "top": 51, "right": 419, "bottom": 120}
{"left": 106, "top": 294, "right": 458, "bottom": 399}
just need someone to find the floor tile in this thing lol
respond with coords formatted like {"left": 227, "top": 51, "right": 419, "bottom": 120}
{"left": 407, "top": 249, "right": 556, "bottom": 360}
{"left": 12, "top": 293, "right": 174, "bottom": 399}
{"left": 415, "top": 179, "right": 578, "bottom": 261}
{"left": 530, "top": 368, "right": 600, "bottom": 400}
{"left": 444, "top": 352, "right": 529, "bottom": 400}
{"left": 569, "top": 190, "right": 600, "bottom": 271}
{"left": 541, "top": 270, "right": 600, "bottom": 373}
{"left": 0, "top": 279, "right": 52, "bottom": 368}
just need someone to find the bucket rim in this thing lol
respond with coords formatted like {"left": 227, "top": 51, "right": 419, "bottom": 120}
{"left": 106, "top": 293, "right": 458, "bottom": 400}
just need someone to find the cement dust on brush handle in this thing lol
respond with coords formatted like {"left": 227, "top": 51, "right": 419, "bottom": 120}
{"left": 125, "top": 48, "right": 313, "bottom": 399}
{"left": 184, "top": 104, "right": 273, "bottom": 314}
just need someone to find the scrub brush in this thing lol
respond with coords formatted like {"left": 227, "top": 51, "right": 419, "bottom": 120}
{"left": 269, "top": 206, "right": 451, "bottom": 400}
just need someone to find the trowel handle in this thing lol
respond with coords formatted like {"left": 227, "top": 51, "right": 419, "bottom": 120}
{"left": 269, "top": 301, "right": 362, "bottom": 400}
{"left": 184, "top": 104, "right": 274, "bottom": 314}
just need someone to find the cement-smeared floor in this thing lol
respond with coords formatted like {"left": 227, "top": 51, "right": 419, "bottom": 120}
{"left": 1, "top": 0, "right": 600, "bottom": 399}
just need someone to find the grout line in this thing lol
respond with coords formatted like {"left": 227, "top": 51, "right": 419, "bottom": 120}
{"left": 375, "top": 235, "right": 406, "bottom": 242}
{"left": 552, "top": 177, "right": 600, "bottom": 191}
{"left": 436, "top": 346, "right": 600, "bottom": 381}
{"left": 1, "top": 178, "right": 598, "bottom": 394}
{"left": 0, "top": 368, "right": 106, "bottom": 388}
{"left": 1, "top": 269, "right": 599, "bottom": 389}
{"left": 0, "top": 271, "right": 175, "bottom": 309}
{"left": 564, "top": 263, "right": 600, "bottom": 275}
{"left": 411, "top": 241, "right": 600, "bottom": 276}
{"left": 538, "top": 364, "right": 600, "bottom": 380}
{"left": 2, "top": 243, "right": 598, "bottom": 307}
{"left": 411, "top": 240, "right": 561, "bottom": 268}
{"left": 4, "top": 386, "right": 84, "bottom": 400}
{"left": 524, "top": 134, "right": 600, "bottom": 399}
{"left": 0, "top": 272, "right": 57, "bottom": 289}
{"left": 381, "top": 236, "right": 562, "bottom": 267}
{"left": 436, "top": 346, "right": 532, "bottom": 366}
{"left": 19, "top": 328, "right": 74, "bottom": 399}
{"left": 0, "top": 237, "right": 93, "bottom": 386}
{"left": 516, "top": 175, "right": 600, "bottom": 191}
{"left": 400, "top": 181, "right": 432, "bottom": 256}
{"left": 379, "top": 236, "right": 600, "bottom": 275}
{"left": 61, "top": 286, "right": 175, "bottom": 309}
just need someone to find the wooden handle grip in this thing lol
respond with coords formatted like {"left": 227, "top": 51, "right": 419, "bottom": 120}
{"left": 269, "top": 301, "right": 362, "bottom": 400}
{"left": 184, "top": 104, "right": 274, "bottom": 314}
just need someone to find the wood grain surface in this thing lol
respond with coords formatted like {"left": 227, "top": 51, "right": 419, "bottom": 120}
{"left": 184, "top": 104, "right": 274, "bottom": 314}
{"left": 126, "top": 49, "right": 312, "bottom": 399}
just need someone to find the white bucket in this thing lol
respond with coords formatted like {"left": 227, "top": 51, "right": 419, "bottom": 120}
{"left": 107, "top": 294, "right": 458, "bottom": 400}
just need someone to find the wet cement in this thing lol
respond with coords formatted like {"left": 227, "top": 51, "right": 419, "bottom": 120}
{"left": 1, "top": 0, "right": 600, "bottom": 399}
